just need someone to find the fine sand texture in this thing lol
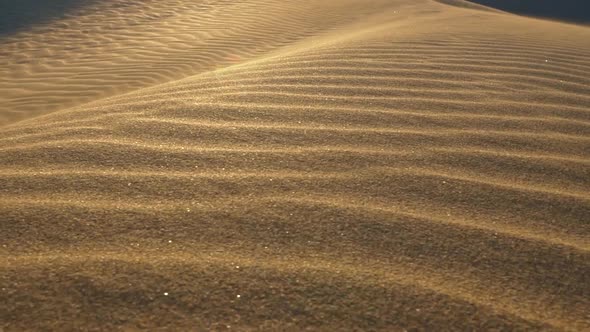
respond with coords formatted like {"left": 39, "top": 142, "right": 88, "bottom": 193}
{"left": 1, "top": 0, "right": 589, "bottom": 330}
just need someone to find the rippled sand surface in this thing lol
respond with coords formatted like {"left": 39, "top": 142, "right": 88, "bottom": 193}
{"left": 1, "top": 0, "right": 589, "bottom": 330}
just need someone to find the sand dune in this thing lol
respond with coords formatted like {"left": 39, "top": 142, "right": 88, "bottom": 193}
{"left": 1, "top": 0, "right": 589, "bottom": 330}
{"left": 0, "top": 0, "right": 401, "bottom": 126}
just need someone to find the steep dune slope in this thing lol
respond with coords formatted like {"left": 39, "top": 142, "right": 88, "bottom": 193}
{"left": 1, "top": 0, "right": 589, "bottom": 330}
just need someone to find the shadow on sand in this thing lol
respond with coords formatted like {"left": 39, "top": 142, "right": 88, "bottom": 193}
{"left": 467, "top": 0, "right": 590, "bottom": 24}
{"left": 0, "top": 0, "right": 99, "bottom": 36}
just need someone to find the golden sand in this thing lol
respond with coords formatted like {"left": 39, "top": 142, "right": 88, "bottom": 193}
{"left": 1, "top": 0, "right": 589, "bottom": 330}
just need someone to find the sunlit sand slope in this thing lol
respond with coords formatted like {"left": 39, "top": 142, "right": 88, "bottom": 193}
{"left": 0, "top": 0, "right": 398, "bottom": 126}
{"left": 1, "top": 0, "right": 589, "bottom": 330}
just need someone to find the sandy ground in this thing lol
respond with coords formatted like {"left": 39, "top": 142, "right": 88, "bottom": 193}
{"left": 1, "top": 0, "right": 589, "bottom": 330}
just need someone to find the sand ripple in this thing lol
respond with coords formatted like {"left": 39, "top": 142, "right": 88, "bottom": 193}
{"left": 1, "top": 0, "right": 589, "bottom": 330}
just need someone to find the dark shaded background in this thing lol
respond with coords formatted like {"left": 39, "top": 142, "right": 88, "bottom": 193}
{"left": 0, "top": 0, "right": 98, "bottom": 35}
{"left": 468, "top": 0, "right": 590, "bottom": 23}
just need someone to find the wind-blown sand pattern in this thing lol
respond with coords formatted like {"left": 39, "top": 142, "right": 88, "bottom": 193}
{"left": 1, "top": 0, "right": 589, "bottom": 330}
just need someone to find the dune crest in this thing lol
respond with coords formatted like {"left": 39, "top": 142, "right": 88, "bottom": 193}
{"left": 1, "top": 0, "right": 589, "bottom": 330}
